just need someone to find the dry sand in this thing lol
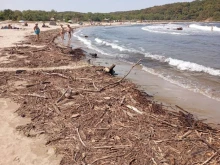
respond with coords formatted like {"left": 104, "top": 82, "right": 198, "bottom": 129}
{"left": 0, "top": 98, "right": 62, "bottom": 165}
{"left": 0, "top": 22, "right": 62, "bottom": 48}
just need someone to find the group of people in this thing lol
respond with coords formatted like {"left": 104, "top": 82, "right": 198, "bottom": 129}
{"left": 1, "top": 24, "right": 20, "bottom": 29}
{"left": 59, "top": 24, "right": 73, "bottom": 40}
{"left": 33, "top": 23, "right": 73, "bottom": 42}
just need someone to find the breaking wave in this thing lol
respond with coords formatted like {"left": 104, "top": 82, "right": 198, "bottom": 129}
{"left": 165, "top": 58, "right": 220, "bottom": 76}
{"left": 144, "top": 53, "right": 220, "bottom": 76}
{"left": 74, "top": 30, "right": 220, "bottom": 77}
{"left": 73, "top": 31, "right": 110, "bottom": 56}
{"left": 95, "top": 38, "right": 137, "bottom": 52}
{"left": 142, "top": 25, "right": 188, "bottom": 35}
{"left": 189, "top": 24, "right": 220, "bottom": 32}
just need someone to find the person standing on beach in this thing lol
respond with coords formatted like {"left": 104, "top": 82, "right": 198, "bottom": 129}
{"left": 67, "top": 24, "right": 73, "bottom": 40}
{"left": 60, "top": 24, "right": 65, "bottom": 40}
{"left": 34, "top": 23, "right": 40, "bottom": 41}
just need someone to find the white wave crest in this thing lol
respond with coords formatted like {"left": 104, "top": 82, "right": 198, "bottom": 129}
{"left": 76, "top": 36, "right": 92, "bottom": 47}
{"left": 94, "top": 38, "right": 102, "bottom": 44}
{"left": 74, "top": 30, "right": 220, "bottom": 77}
{"left": 144, "top": 53, "right": 220, "bottom": 76}
{"left": 95, "top": 38, "right": 136, "bottom": 52}
{"left": 189, "top": 24, "right": 220, "bottom": 32}
{"left": 165, "top": 58, "right": 220, "bottom": 76}
{"left": 144, "top": 53, "right": 165, "bottom": 61}
{"left": 142, "top": 26, "right": 188, "bottom": 35}
{"left": 73, "top": 33, "right": 110, "bottom": 56}
{"left": 139, "top": 47, "right": 145, "bottom": 52}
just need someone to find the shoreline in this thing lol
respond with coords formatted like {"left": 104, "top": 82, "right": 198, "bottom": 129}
{"left": 91, "top": 56, "right": 220, "bottom": 124}
{"left": 70, "top": 26, "right": 220, "bottom": 124}
{"left": 0, "top": 24, "right": 220, "bottom": 164}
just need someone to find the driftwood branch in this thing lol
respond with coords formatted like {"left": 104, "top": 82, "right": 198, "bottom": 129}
{"left": 76, "top": 127, "right": 86, "bottom": 148}
{"left": 77, "top": 59, "right": 141, "bottom": 93}
{"left": 195, "top": 130, "right": 217, "bottom": 152}
{"left": 179, "top": 130, "right": 193, "bottom": 140}
{"left": 43, "top": 72, "right": 69, "bottom": 79}
{"left": 52, "top": 104, "right": 61, "bottom": 114}
{"left": 126, "top": 105, "right": 144, "bottom": 115}
{"left": 201, "top": 152, "right": 218, "bottom": 165}
{"left": 57, "top": 88, "right": 69, "bottom": 103}
{"left": 13, "top": 93, "right": 48, "bottom": 99}
{"left": 100, "top": 59, "right": 142, "bottom": 91}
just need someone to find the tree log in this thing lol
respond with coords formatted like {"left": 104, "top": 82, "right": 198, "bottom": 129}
{"left": 89, "top": 53, "right": 97, "bottom": 58}
{"left": 104, "top": 64, "right": 116, "bottom": 75}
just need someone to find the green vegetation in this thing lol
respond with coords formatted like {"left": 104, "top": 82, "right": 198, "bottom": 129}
{"left": 0, "top": 0, "right": 220, "bottom": 22}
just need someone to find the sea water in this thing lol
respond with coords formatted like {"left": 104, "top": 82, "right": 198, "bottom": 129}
{"left": 72, "top": 22, "right": 220, "bottom": 104}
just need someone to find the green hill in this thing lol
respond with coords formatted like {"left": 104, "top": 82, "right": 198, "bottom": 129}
{"left": 114, "top": 0, "right": 220, "bottom": 21}
{"left": 0, "top": 0, "right": 220, "bottom": 21}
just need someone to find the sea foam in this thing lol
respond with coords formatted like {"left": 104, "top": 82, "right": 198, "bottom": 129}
{"left": 189, "top": 24, "right": 220, "bottom": 32}
{"left": 95, "top": 38, "right": 137, "bottom": 52}
{"left": 142, "top": 25, "right": 188, "bottom": 35}
{"left": 144, "top": 53, "right": 220, "bottom": 76}
{"left": 73, "top": 32, "right": 110, "bottom": 56}
{"left": 165, "top": 58, "right": 220, "bottom": 76}
{"left": 75, "top": 30, "right": 220, "bottom": 77}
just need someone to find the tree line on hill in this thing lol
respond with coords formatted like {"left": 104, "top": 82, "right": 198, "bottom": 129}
{"left": 0, "top": 0, "right": 219, "bottom": 22}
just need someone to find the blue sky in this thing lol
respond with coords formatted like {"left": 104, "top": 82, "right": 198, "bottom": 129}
{"left": 1, "top": 0, "right": 193, "bottom": 13}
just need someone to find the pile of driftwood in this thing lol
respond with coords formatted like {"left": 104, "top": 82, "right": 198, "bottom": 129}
{"left": 0, "top": 66, "right": 218, "bottom": 165}
{"left": 0, "top": 29, "right": 219, "bottom": 165}
{"left": 0, "top": 30, "right": 85, "bottom": 68}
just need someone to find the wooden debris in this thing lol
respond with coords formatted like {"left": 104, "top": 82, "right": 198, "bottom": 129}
{"left": 2, "top": 30, "right": 219, "bottom": 165}
{"left": 16, "top": 70, "right": 26, "bottom": 74}
{"left": 71, "top": 113, "right": 80, "bottom": 118}
{"left": 52, "top": 104, "right": 61, "bottom": 114}
{"left": 104, "top": 64, "right": 115, "bottom": 75}
{"left": 89, "top": 53, "right": 98, "bottom": 58}
{"left": 126, "top": 105, "right": 144, "bottom": 115}
{"left": 76, "top": 127, "right": 86, "bottom": 148}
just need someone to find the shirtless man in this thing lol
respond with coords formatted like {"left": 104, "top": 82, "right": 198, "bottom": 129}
{"left": 60, "top": 24, "right": 65, "bottom": 40}
{"left": 67, "top": 24, "right": 73, "bottom": 39}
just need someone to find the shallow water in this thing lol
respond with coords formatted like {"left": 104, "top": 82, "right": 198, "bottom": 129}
{"left": 72, "top": 22, "right": 220, "bottom": 102}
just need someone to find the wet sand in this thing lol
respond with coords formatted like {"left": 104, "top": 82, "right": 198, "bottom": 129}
{"left": 90, "top": 55, "right": 220, "bottom": 124}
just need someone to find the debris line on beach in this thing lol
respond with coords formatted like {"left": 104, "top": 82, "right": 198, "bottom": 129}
{"left": 0, "top": 29, "right": 219, "bottom": 165}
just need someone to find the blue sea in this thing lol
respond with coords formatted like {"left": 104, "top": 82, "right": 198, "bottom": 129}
{"left": 72, "top": 22, "right": 220, "bottom": 102}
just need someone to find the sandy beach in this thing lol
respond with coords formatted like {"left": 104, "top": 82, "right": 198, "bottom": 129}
{"left": 0, "top": 22, "right": 220, "bottom": 165}
{"left": 0, "top": 22, "right": 64, "bottom": 165}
